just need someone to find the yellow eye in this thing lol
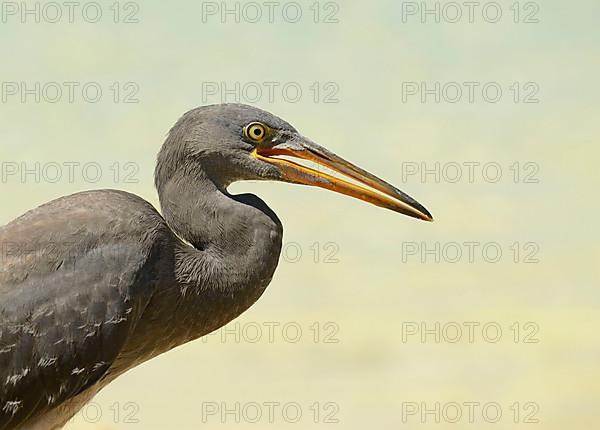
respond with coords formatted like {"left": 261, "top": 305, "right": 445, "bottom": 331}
{"left": 244, "top": 122, "right": 267, "bottom": 142}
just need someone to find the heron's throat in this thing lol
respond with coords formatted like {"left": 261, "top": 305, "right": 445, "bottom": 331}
{"left": 158, "top": 176, "right": 216, "bottom": 251}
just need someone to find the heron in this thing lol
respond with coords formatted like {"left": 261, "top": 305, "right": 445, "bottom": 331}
{"left": 0, "top": 103, "right": 432, "bottom": 429}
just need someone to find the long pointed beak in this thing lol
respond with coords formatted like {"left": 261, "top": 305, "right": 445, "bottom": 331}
{"left": 252, "top": 135, "right": 433, "bottom": 221}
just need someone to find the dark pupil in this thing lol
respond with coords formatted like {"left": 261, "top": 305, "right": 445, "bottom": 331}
{"left": 252, "top": 127, "right": 262, "bottom": 137}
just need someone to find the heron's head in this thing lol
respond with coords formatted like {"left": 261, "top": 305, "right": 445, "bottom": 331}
{"left": 156, "top": 103, "right": 432, "bottom": 221}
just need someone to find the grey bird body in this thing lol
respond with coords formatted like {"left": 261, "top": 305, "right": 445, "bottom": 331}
{"left": 0, "top": 104, "right": 431, "bottom": 429}
{"left": 0, "top": 187, "right": 282, "bottom": 428}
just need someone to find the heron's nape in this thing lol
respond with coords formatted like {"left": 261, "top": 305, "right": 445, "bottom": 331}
{"left": 252, "top": 135, "right": 433, "bottom": 221}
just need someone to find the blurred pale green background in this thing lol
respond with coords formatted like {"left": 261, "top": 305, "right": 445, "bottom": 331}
{"left": 1, "top": 0, "right": 598, "bottom": 428}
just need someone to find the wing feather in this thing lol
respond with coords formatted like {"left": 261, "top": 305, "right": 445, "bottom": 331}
{"left": 0, "top": 190, "right": 163, "bottom": 429}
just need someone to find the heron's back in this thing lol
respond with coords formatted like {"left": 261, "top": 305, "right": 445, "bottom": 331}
{"left": 0, "top": 190, "right": 167, "bottom": 429}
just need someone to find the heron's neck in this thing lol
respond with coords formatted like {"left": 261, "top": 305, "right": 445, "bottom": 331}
{"left": 116, "top": 175, "right": 283, "bottom": 366}
{"left": 158, "top": 172, "right": 283, "bottom": 292}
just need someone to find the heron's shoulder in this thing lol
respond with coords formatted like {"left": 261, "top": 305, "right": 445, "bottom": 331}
{"left": 7, "top": 189, "right": 160, "bottom": 221}
{"left": 0, "top": 189, "right": 171, "bottom": 287}
{"left": 2, "top": 189, "right": 166, "bottom": 236}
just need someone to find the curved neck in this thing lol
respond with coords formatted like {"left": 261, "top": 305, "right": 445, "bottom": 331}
{"left": 122, "top": 171, "right": 285, "bottom": 358}
{"left": 158, "top": 171, "right": 283, "bottom": 293}
{"left": 116, "top": 173, "right": 284, "bottom": 369}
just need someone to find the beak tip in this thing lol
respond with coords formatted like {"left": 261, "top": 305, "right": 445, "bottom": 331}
{"left": 419, "top": 212, "right": 434, "bottom": 222}
{"left": 411, "top": 204, "right": 433, "bottom": 222}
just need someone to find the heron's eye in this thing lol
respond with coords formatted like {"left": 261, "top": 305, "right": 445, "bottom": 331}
{"left": 244, "top": 122, "right": 268, "bottom": 143}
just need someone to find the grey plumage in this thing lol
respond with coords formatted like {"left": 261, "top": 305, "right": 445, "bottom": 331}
{"left": 1, "top": 104, "right": 286, "bottom": 429}
{"left": 0, "top": 103, "right": 432, "bottom": 429}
